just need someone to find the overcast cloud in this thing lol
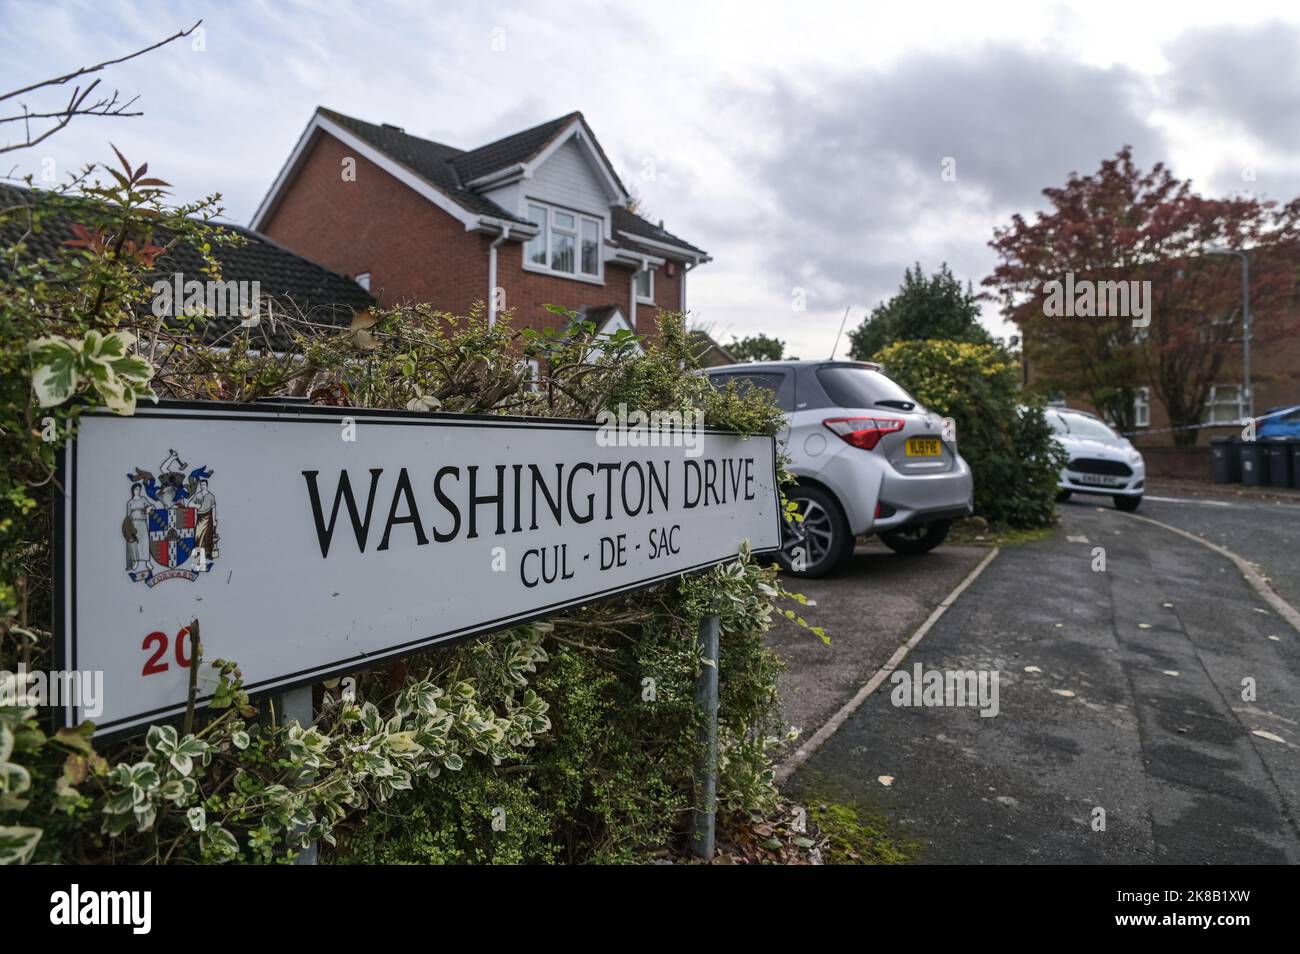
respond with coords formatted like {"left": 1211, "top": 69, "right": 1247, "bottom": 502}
{"left": 4, "top": 0, "right": 1300, "bottom": 358}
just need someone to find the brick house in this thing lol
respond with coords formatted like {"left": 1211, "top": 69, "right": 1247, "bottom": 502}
{"left": 1023, "top": 267, "right": 1300, "bottom": 476}
{"left": 251, "top": 108, "right": 710, "bottom": 353}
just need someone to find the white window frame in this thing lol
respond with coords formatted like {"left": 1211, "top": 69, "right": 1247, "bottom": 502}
{"left": 523, "top": 204, "right": 548, "bottom": 269}
{"left": 1203, "top": 385, "right": 1244, "bottom": 425}
{"left": 1134, "top": 386, "right": 1150, "bottom": 428}
{"left": 634, "top": 267, "right": 654, "bottom": 304}
{"left": 355, "top": 272, "right": 371, "bottom": 292}
{"left": 522, "top": 199, "right": 603, "bottom": 283}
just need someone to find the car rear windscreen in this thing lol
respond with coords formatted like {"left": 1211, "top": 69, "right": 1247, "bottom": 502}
{"left": 816, "top": 366, "right": 919, "bottom": 410}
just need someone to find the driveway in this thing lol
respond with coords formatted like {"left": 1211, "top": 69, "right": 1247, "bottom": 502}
{"left": 767, "top": 539, "right": 988, "bottom": 739}
{"left": 781, "top": 503, "right": 1300, "bottom": 863}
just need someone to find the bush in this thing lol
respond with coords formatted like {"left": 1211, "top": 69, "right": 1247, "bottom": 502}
{"left": 873, "top": 339, "right": 1064, "bottom": 528}
{"left": 0, "top": 154, "right": 813, "bottom": 865}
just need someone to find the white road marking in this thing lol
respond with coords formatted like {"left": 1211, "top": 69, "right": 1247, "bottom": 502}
{"left": 1145, "top": 495, "right": 1234, "bottom": 507}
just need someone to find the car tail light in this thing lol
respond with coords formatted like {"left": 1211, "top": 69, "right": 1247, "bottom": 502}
{"left": 823, "top": 416, "right": 904, "bottom": 451}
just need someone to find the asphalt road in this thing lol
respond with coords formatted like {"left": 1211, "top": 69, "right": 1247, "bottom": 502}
{"left": 1131, "top": 490, "right": 1300, "bottom": 609}
{"left": 784, "top": 502, "right": 1300, "bottom": 863}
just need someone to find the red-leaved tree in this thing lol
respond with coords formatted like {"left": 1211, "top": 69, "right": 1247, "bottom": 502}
{"left": 985, "top": 147, "right": 1300, "bottom": 443}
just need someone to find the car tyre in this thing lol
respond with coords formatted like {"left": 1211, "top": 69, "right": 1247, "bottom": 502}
{"left": 1113, "top": 494, "right": 1142, "bottom": 512}
{"left": 879, "top": 519, "right": 952, "bottom": 555}
{"left": 778, "top": 485, "right": 851, "bottom": 578}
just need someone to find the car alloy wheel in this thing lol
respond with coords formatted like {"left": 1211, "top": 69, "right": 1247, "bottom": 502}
{"left": 778, "top": 486, "right": 849, "bottom": 577}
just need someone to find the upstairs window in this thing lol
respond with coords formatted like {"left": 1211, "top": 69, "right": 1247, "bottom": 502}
{"left": 524, "top": 205, "right": 548, "bottom": 266}
{"left": 524, "top": 200, "right": 601, "bottom": 279}
{"left": 581, "top": 219, "right": 600, "bottom": 275}
{"left": 634, "top": 267, "right": 653, "bottom": 303}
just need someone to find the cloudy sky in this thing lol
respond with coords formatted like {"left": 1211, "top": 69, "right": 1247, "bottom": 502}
{"left": 3, "top": 0, "right": 1298, "bottom": 357}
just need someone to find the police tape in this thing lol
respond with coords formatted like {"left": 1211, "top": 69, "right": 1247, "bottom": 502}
{"left": 1115, "top": 405, "right": 1298, "bottom": 439}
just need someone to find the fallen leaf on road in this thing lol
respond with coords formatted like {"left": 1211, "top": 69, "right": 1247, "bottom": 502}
{"left": 1162, "top": 670, "right": 1180, "bottom": 677}
{"left": 877, "top": 775, "right": 895, "bottom": 787}
{"left": 1162, "top": 602, "right": 1174, "bottom": 608}
{"left": 1052, "top": 689, "right": 1076, "bottom": 698}
{"left": 1055, "top": 623, "right": 1064, "bottom": 629}
{"left": 1138, "top": 623, "right": 1152, "bottom": 629}
{"left": 1252, "top": 730, "right": 1286, "bottom": 744}
{"left": 1024, "top": 665, "right": 1042, "bottom": 673}
{"left": 1269, "top": 636, "right": 1281, "bottom": 642}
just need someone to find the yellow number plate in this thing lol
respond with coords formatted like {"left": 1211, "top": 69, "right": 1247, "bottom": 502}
{"left": 906, "top": 438, "right": 942, "bottom": 457}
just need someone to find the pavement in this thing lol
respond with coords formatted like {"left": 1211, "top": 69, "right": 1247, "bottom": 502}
{"left": 777, "top": 493, "right": 1300, "bottom": 864}
{"left": 767, "top": 539, "right": 987, "bottom": 740}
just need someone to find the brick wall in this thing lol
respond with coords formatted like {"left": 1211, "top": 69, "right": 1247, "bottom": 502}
{"left": 261, "top": 132, "right": 489, "bottom": 313}
{"left": 261, "top": 129, "right": 687, "bottom": 345}
{"left": 493, "top": 243, "right": 681, "bottom": 345}
{"left": 1026, "top": 307, "right": 1300, "bottom": 447}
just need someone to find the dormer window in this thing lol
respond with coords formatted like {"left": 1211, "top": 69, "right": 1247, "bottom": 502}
{"left": 524, "top": 201, "right": 602, "bottom": 280}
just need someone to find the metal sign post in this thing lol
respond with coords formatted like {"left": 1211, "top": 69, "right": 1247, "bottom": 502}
{"left": 273, "top": 684, "right": 318, "bottom": 866}
{"left": 690, "top": 610, "right": 720, "bottom": 861}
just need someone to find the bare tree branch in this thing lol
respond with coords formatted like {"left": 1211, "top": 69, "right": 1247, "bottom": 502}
{"left": 0, "top": 20, "right": 201, "bottom": 155}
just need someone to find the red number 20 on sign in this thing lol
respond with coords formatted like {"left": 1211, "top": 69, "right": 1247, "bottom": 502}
{"left": 141, "top": 627, "right": 193, "bottom": 676}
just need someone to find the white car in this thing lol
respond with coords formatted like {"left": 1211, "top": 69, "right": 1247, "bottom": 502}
{"left": 706, "top": 360, "right": 974, "bottom": 577}
{"left": 1046, "top": 408, "right": 1146, "bottom": 511}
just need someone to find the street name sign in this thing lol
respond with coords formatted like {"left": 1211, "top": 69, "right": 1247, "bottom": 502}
{"left": 55, "top": 401, "right": 782, "bottom": 734}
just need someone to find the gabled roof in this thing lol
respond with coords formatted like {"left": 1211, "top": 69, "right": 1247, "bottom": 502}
{"left": 451, "top": 113, "right": 579, "bottom": 183}
{"left": 1, "top": 183, "right": 372, "bottom": 351}
{"left": 316, "top": 108, "right": 529, "bottom": 224}
{"left": 253, "top": 107, "right": 706, "bottom": 262}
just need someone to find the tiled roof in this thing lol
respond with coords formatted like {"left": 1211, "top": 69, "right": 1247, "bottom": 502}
{"left": 451, "top": 113, "right": 578, "bottom": 183}
{"left": 317, "top": 108, "right": 529, "bottom": 224}
{"left": 313, "top": 108, "right": 702, "bottom": 258}
{"left": 611, "top": 205, "right": 708, "bottom": 257}
{"left": 0, "top": 183, "right": 372, "bottom": 350}
{"left": 687, "top": 329, "right": 736, "bottom": 363}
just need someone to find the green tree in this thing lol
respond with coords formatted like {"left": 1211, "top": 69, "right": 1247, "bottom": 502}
{"left": 848, "top": 263, "right": 991, "bottom": 360}
{"left": 728, "top": 333, "right": 786, "bottom": 362}
{"left": 875, "top": 339, "right": 1063, "bottom": 528}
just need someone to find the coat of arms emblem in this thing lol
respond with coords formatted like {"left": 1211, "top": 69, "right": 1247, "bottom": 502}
{"left": 122, "top": 448, "right": 218, "bottom": 586}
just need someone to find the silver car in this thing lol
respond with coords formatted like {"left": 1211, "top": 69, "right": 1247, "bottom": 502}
{"left": 706, "top": 360, "right": 974, "bottom": 577}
